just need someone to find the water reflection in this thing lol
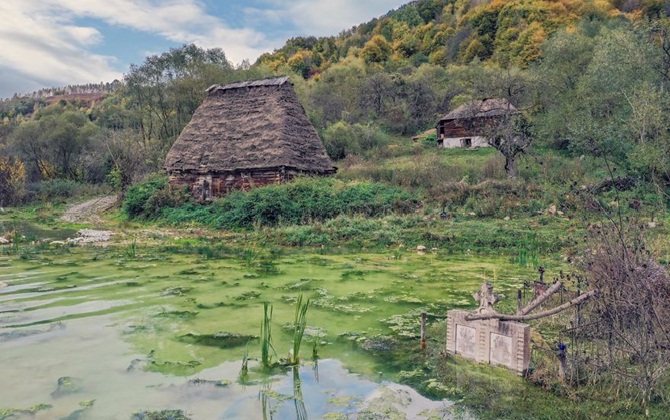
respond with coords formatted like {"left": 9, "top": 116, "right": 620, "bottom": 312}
{"left": 259, "top": 365, "right": 310, "bottom": 420}
{"left": 293, "top": 365, "right": 308, "bottom": 420}
{"left": 1, "top": 313, "right": 453, "bottom": 419}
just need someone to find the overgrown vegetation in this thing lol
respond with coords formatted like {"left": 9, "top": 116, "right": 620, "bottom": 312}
{"left": 124, "top": 177, "right": 418, "bottom": 228}
{"left": 577, "top": 209, "right": 670, "bottom": 416}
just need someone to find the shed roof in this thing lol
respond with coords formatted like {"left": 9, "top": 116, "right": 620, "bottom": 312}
{"left": 440, "top": 98, "right": 519, "bottom": 121}
{"left": 205, "top": 76, "right": 291, "bottom": 93}
{"left": 165, "top": 76, "right": 335, "bottom": 174}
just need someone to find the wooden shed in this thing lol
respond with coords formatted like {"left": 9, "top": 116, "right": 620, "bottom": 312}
{"left": 165, "top": 76, "right": 336, "bottom": 201}
{"left": 436, "top": 98, "right": 519, "bottom": 148}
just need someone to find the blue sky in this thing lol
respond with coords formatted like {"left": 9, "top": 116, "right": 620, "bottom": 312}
{"left": 0, "top": 0, "right": 407, "bottom": 99}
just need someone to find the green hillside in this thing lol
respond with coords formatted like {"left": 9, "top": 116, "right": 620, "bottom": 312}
{"left": 258, "top": 0, "right": 666, "bottom": 73}
{"left": 0, "top": 0, "right": 668, "bottom": 206}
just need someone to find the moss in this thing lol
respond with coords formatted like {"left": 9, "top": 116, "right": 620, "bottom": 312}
{"left": 177, "top": 332, "right": 257, "bottom": 348}
{"left": 131, "top": 410, "right": 191, "bottom": 420}
{"left": 51, "top": 376, "right": 81, "bottom": 398}
{"left": 0, "top": 404, "right": 52, "bottom": 419}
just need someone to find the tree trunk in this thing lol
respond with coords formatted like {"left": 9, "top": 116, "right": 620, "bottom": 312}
{"left": 505, "top": 154, "right": 517, "bottom": 178}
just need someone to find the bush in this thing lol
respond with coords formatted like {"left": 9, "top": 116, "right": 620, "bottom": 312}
{"left": 122, "top": 176, "right": 168, "bottom": 219}
{"left": 322, "top": 121, "right": 391, "bottom": 160}
{"left": 158, "top": 177, "right": 419, "bottom": 229}
{"left": 143, "top": 184, "right": 191, "bottom": 220}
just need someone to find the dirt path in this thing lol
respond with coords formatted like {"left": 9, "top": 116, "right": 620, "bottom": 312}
{"left": 61, "top": 195, "right": 118, "bottom": 224}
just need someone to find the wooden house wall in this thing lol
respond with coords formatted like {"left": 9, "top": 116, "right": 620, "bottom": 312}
{"left": 436, "top": 116, "right": 504, "bottom": 147}
{"left": 168, "top": 168, "right": 304, "bottom": 202}
{"left": 438, "top": 120, "right": 472, "bottom": 138}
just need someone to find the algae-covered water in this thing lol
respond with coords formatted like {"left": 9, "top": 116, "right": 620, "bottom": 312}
{"left": 0, "top": 240, "right": 542, "bottom": 418}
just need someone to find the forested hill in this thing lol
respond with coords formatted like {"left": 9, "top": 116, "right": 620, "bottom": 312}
{"left": 0, "top": 0, "right": 669, "bottom": 207}
{"left": 257, "top": 0, "right": 668, "bottom": 76}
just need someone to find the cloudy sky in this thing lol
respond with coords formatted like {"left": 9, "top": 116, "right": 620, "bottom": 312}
{"left": 0, "top": 0, "right": 407, "bottom": 99}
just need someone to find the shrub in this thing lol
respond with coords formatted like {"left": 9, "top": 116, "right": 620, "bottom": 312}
{"left": 0, "top": 157, "right": 26, "bottom": 206}
{"left": 122, "top": 176, "right": 167, "bottom": 219}
{"left": 143, "top": 184, "right": 191, "bottom": 220}
{"left": 322, "top": 121, "right": 391, "bottom": 160}
{"left": 155, "top": 177, "right": 419, "bottom": 229}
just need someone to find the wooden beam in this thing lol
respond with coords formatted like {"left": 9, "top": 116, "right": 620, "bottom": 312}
{"left": 517, "top": 281, "right": 563, "bottom": 316}
{"left": 465, "top": 290, "right": 596, "bottom": 322}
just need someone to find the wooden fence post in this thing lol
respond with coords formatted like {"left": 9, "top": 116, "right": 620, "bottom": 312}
{"left": 421, "top": 311, "right": 427, "bottom": 350}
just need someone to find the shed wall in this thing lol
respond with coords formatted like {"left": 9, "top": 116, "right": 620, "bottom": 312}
{"left": 436, "top": 117, "right": 501, "bottom": 148}
{"left": 168, "top": 168, "right": 322, "bottom": 202}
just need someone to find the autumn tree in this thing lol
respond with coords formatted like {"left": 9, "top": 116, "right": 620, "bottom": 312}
{"left": 361, "top": 35, "right": 392, "bottom": 63}
{"left": 0, "top": 156, "right": 26, "bottom": 205}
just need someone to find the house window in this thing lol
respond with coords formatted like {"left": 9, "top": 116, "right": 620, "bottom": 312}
{"left": 461, "top": 138, "right": 472, "bottom": 148}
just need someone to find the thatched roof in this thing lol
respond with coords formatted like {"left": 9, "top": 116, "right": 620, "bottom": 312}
{"left": 440, "top": 98, "right": 519, "bottom": 122}
{"left": 166, "top": 76, "right": 335, "bottom": 174}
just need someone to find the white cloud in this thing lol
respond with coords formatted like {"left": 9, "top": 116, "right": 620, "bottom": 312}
{"left": 288, "top": 0, "right": 407, "bottom": 34}
{"left": 39, "top": 0, "right": 272, "bottom": 63}
{"left": 245, "top": 0, "right": 408, "bottom": 37}
{"left": 61, "top": 26, "right": 104, "bottom": 47}
{"left": 0, "top": 2, "right": 121, "bottom": 98}
{"left": 0, "top": 0, "right": 273, "bottom": 98}
{"left": 0, "top": 0, "right": 408, "bottom": 98}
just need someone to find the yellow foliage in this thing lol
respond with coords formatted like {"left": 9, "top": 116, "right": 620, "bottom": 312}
{"left": 518, "top": 22, "right": 548, "bottom": 65}
{"left": 1, "top": 157, "right": 25, "bottom": 181}
{"left": 0, "top": 156, "right": 26, "bottom": 204}
{"left": 429, "top": 49, "right": 449, "bottom": 66}
{"left": 362, "top": 35, "right": 392, "bottom": 63}
{"left": 251, "top": 0, "right": 649, "bottom": 71}
{"left": 463, "top": 38, "right": 488, "bottom": 62}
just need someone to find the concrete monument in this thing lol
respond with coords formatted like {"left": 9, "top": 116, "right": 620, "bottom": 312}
{"left": 446, "top": 281, "right": 595, "bottom": 375}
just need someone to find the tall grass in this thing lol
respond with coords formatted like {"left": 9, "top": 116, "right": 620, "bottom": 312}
{"left": 515, "top": 236, "right": 540, "bottom": 268}
{"left": 289, "top": 294, "right": 310, "bottom": 365}
{"left": 260, "top": 302, "right": 276, "bottom": 369}
{"left": 125, "top": 237, "right": 138, "bottom": 258}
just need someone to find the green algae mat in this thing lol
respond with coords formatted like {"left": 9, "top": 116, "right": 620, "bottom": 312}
{"left": 0, "top": 242, "right": 542, "bottom": 418}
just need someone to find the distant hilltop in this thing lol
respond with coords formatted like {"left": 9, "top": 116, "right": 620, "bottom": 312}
{"left": 2, "top": 80, "right": 122, "bottom": 102}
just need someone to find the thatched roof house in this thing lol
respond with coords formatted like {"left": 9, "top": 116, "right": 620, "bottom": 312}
{"left": 436, "top": 98, "right": 519, "bottom": 148}
{"left": 165, "top": 76, "right": 335, "bottom": 201}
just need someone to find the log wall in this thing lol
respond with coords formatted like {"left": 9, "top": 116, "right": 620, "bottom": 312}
{"left": 168, "top": 168, "right": 319, "bottom": 202}
{"left": 436, "top": 117, "right": 500, "bottom": 147}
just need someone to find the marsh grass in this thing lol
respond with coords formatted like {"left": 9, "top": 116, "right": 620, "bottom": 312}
{"left": 239, "top": 350, "right": 249, "bottom": 380}
{"left": 260, "top": 302, "right": 276, "bottom": 369}
{"left": 514, "top": 236, "right": 540, "bottom": 268}
{"left": 289, "top": 294, "right": 310, "bottom": 365}
{"left": 125, "top": 238, "right": 138, "bottom": 258}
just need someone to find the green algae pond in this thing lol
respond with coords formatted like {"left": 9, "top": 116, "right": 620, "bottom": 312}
{"left": 0, "top": 233, "right": 548, "bottom": 419}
